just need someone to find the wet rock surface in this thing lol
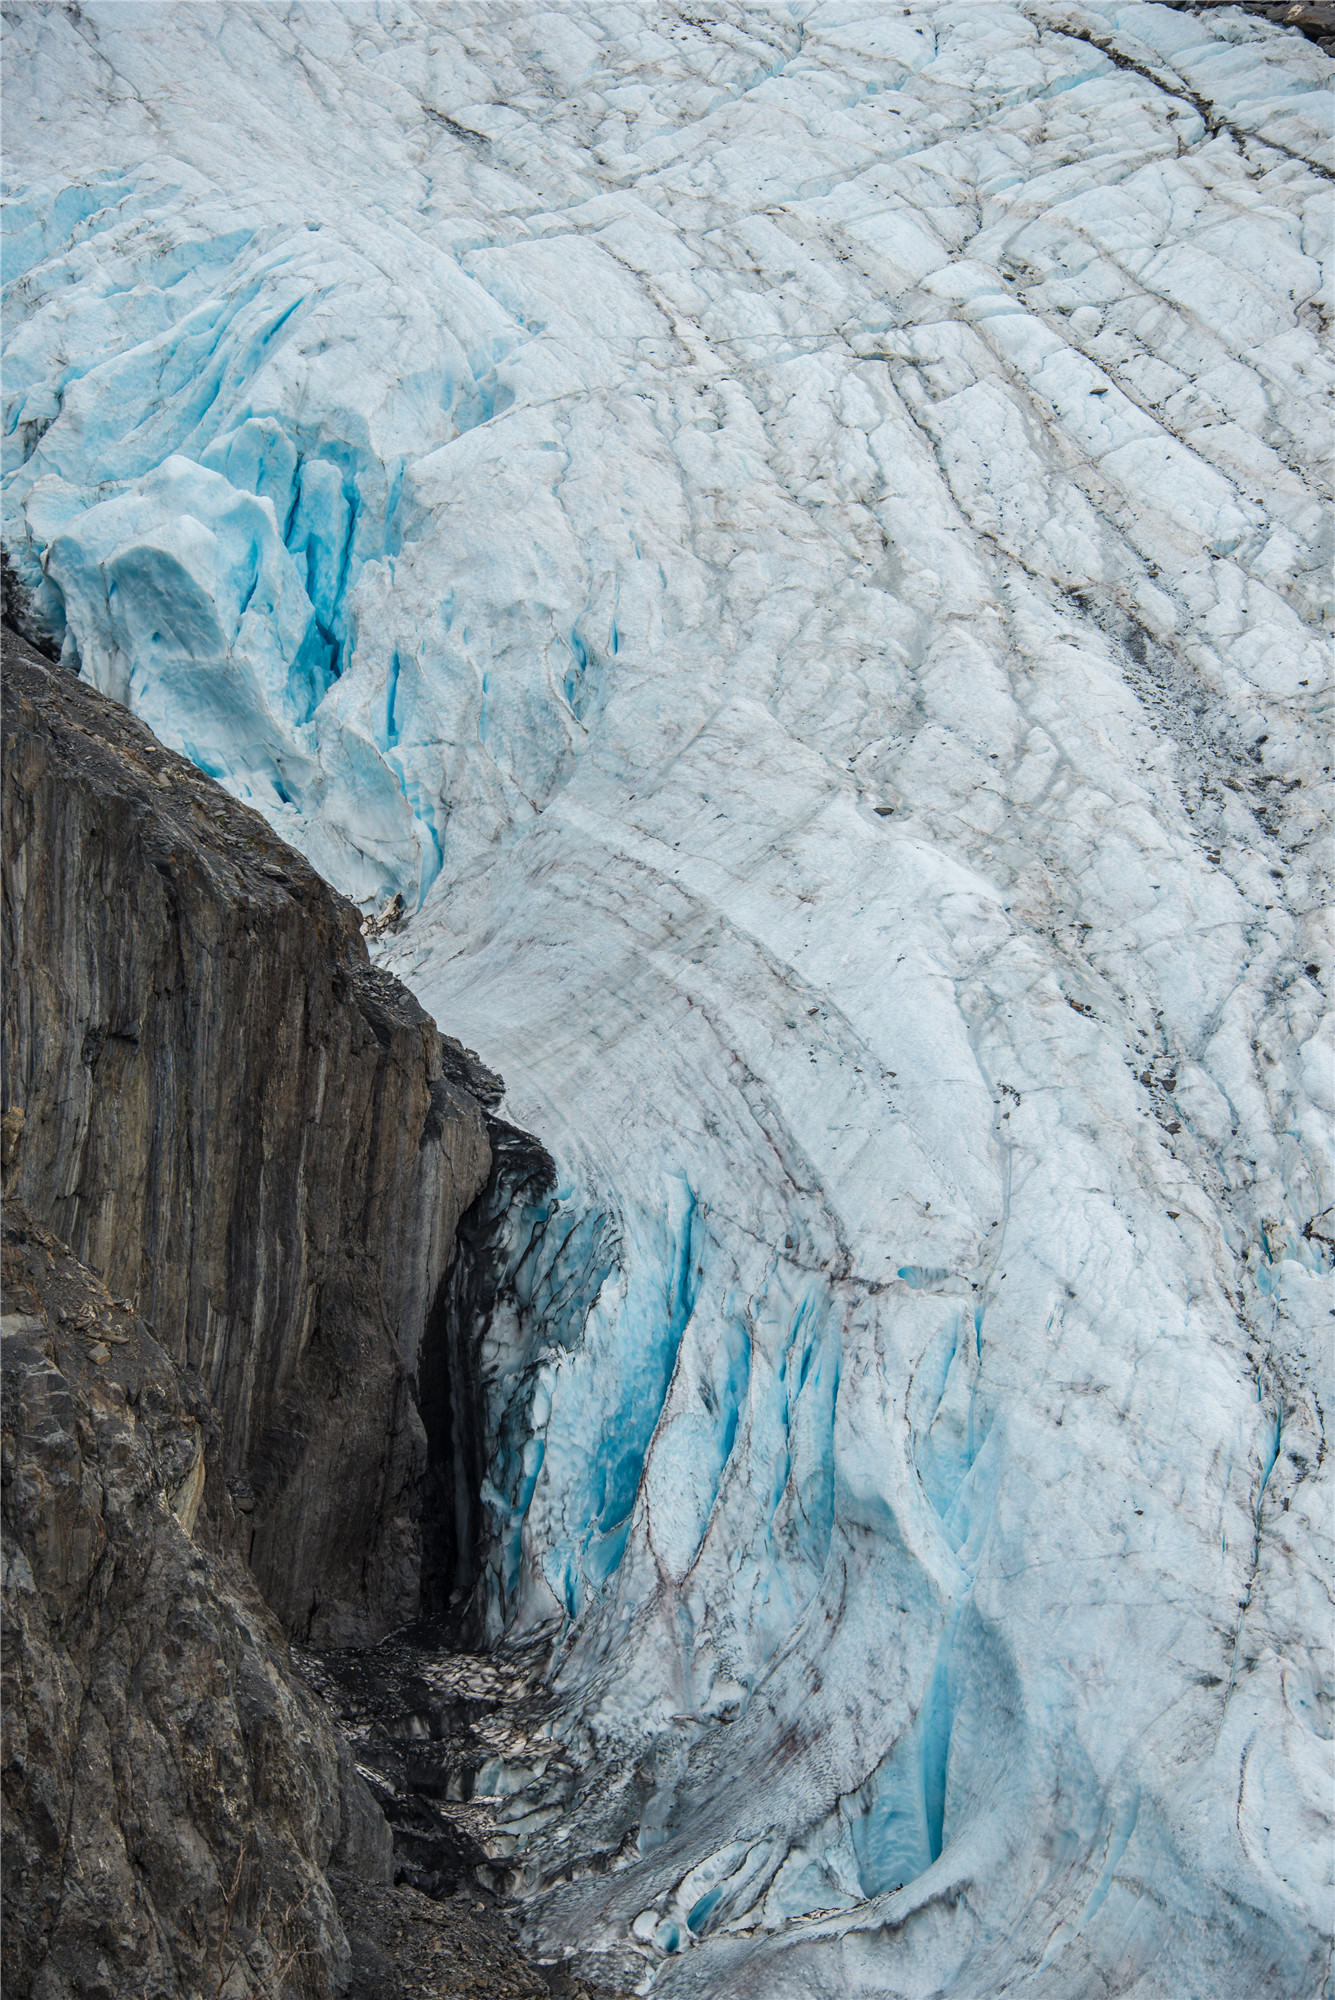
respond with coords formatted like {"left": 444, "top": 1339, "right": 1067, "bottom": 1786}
{"left": 2, "top": 629, "right": 496, "bottom": 1645}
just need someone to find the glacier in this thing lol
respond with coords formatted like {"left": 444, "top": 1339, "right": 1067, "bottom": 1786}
{"left": 2, "top": 3, "right": 1331, "bottom": 1995}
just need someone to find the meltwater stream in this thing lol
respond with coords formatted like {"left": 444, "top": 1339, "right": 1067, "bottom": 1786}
{"left": 3, "top": 4, "right": 1331, "bottom": 1995}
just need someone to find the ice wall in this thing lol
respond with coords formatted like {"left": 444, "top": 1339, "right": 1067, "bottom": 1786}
{"left": 3, "top": 5, "right": 1331, "bottom": 1995}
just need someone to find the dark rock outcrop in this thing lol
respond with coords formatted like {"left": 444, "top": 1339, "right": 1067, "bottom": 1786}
{"left": 418, "top": 1122, "right": 558, "bottom": 1628}
{"left": 1, "top": 1201, "right": 386, "bottom": 2000}
{"left": 0, "top": 631, "right": 595, "bottom": 1997}
{"left": 1, "top": 632, "right": 496, "bottom": 1644}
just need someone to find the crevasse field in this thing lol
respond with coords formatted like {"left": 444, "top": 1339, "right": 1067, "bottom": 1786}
{"left": 3, "top": 4, "right": 1331, "bottom": 1994}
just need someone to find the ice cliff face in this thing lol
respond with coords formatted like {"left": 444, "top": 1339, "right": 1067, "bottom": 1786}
{"left": 3, "top": 4, "right": 1331, "bottom": 1995}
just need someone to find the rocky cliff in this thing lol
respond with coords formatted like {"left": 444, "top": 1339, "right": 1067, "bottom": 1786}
{"left": 2, "top": 631, "right": 496, "bottom": 1645}
{"left": 1, "top": 1197, "right": 392, "bottom": 2000}
{"left": 0, "top": 631, "right": 572, "bottom": 1996}
{"left": 1, "top": 1195, "right": 568, "bottom": 2000}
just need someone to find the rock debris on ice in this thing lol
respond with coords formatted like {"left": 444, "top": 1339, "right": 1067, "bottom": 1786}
{"left": 3, "top": 4, "right": 1331, "bottom": 1994}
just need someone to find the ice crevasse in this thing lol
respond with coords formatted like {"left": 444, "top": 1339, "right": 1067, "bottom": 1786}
{"left": 2, "top": 3, "right": 1331, "bottom": 1995}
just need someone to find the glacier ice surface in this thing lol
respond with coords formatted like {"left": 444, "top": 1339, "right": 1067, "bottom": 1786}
{"left": 3, "top": 4, "right": 1331, "bottom": 1995}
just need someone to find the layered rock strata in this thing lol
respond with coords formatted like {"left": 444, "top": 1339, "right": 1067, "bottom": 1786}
{"left": 1, "top": 631, "right": 496, "bottom": 1644}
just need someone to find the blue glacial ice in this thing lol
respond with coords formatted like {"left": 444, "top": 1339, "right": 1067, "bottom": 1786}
{"left": 3, "top": 4, "right": 1331, "bottom": 1995}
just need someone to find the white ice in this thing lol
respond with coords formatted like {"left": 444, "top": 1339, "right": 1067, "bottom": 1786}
{"left": 3, "top": 4, "right": 1331, "bottom": 1995}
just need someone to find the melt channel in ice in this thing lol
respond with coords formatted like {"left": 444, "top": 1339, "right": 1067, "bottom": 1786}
{"left": 2, "top": 4, "right": 1331, "bottom": 1995}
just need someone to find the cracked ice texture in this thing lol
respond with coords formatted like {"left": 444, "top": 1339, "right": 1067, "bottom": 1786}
{"left": 2, "top": 3, "right": 1331, "bottom": 1995}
